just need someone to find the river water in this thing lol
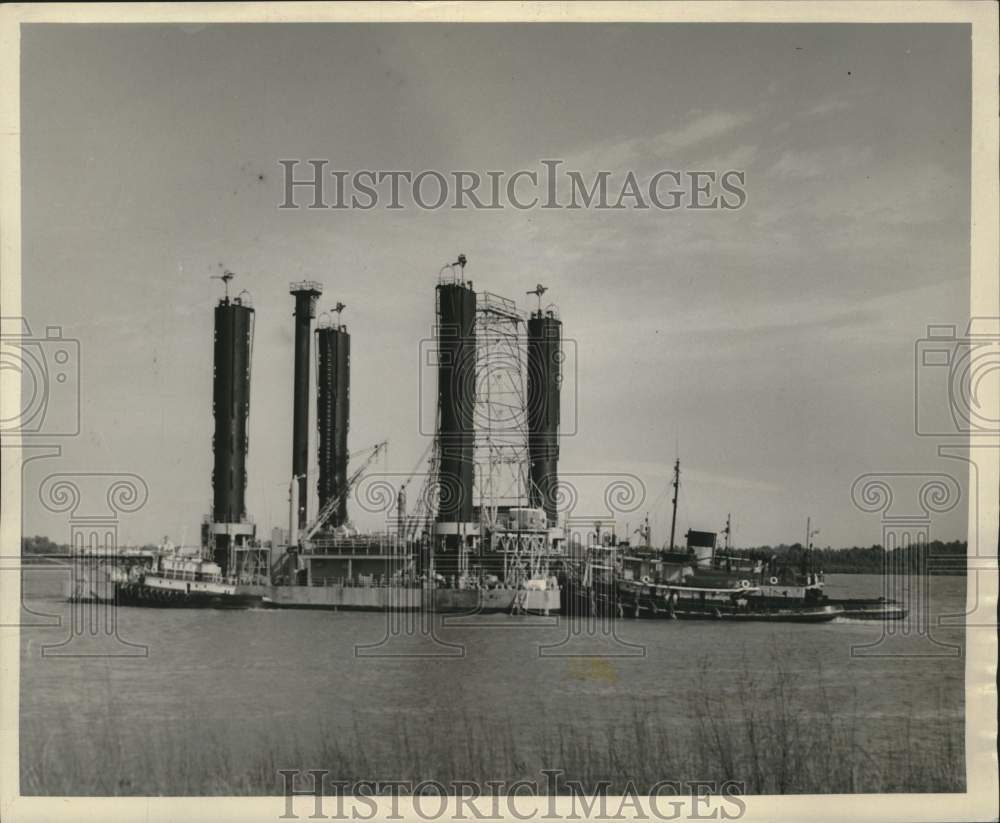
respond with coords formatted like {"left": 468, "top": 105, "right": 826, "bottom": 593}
{"left": 19, "top": 569, "right": 966, "bottom": 795}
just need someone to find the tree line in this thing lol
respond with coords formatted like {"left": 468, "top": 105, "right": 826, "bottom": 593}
{"left": 21, "top": 534, "right": 969, "bottom": 574}
{"left": 20, "top": 536, "right": 160, "bottom": 556}
{"left": 739, "top": 540, "right": 968, "bottom": 574}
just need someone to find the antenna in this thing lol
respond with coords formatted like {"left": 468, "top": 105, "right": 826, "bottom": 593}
{"left": 807, "top": 517, "right": 820, "bottom": 549}
{"left": 333, "top": 302, "right": 346, "bottom": 325}
{"left": 211, "top": 269, "right": 236, "bottom": 302}
{"left": 526, "top": 283, "right": 548, "bottom": 312}
{"left": 669, "top": 458, "right": 681, "bottom": 551}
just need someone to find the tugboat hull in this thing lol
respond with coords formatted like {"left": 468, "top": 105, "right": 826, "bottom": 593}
{"left": 114, "top": 583, "right": 263, "bottom": 609}
{"left": 747, "top": 594, "right": 907, "bottom": 620}
{"left": 826, "top": 599, "right": 907, "bottom": 620}
{"left": 671, "top": 604, "right": 842, "bottom": 622}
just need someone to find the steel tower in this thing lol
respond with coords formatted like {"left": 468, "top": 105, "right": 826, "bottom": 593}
{"left": 316, "top": 306, "right": 350, "bottom": 529}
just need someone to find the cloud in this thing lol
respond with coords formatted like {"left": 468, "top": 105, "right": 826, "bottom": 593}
{"left": 648, "top": 110, "right": 751, "bottom": 157}
{"left": 769, "top": 149, "right": 826, "bottom": 179}
{"left": 767, "top": 145, "right": 873, "bottom": 180}
{"left": 805, "top": 98, "right": 852, "bottom": 117}
{"left": 560, "top": 110, "right": 752, "bottom": 171}
{"left": 696, "top": 143, "right": 758, "bottom": 170}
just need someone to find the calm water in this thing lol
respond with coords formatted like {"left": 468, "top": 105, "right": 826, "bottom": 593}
{"left": 20, "top": 569, "right": 966, "bottom": 793}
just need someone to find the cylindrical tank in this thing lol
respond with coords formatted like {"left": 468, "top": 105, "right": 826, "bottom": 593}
{"left": 211, "top": 297, "right": 254, "bottom": 525}
{"left": 527, "top": 309, "right": 561, "bottom": 525}
{"left": 435, "top": 282, "right": 477, "bottom": 523}
{"left": 316, "top": 324, "right": 350, "bottom": 528}
{"left": 290, "top": 282, "right": 322, "bottom": 531}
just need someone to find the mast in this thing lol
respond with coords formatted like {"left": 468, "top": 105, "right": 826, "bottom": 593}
{"left": 806, "top": 517, "right": 819, "bottom": 574}
{"left": 805, "top": 515, "right": 812, "bottom": 576}
{"left": 723, "top": 513, "right": 731, "bottom": 551}
{"left": 668, "top": 458, "right": 680, "bottom": 551}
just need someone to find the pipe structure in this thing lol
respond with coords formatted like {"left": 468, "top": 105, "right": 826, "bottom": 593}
{"left": 527, "top": 309, "right": 562, "bottom": 525}
{"left": 316, "top": 322, "right": 350, "bottom": 529}
{"left": 435, "top": 281, "right": 477, "bottom": 524}
{"left": 290, "top": 281, "right": 322, "bottom": 531}
{"left": 210, "top": 293, "right": 254, "bottom": 573}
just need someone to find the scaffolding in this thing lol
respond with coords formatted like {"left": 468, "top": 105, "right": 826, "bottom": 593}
{"left": 473, "top": 292, "right": 530, "bottom": 532}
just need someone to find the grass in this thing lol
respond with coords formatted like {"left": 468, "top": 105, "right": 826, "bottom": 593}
{"left": 21, "top": 653, "right": 964, "bottom": 796}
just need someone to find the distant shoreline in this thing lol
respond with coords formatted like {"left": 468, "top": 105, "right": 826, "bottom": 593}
{"left": 17, "top": 551, "right": 968, "bottom": 575}
{"left": 20, "top": 555, "right": 69, "bottom": 565}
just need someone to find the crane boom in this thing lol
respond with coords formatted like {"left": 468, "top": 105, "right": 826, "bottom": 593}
{"left": 301, "top": 440, "right": 388, "bottom": 542}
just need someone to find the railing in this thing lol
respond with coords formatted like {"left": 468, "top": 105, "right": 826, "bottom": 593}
{"left": 305, "top": 575, "right": 536, "bottom": 591}
{"left": 310, "top": 575, "right": 419, "bottom": 588}
{"left": 530, "top": 305, "right": 560, "bottom": 321}
{"left": 302, "top": 537, "right": 410, "bottom": 556}
{"left": 316, "top": 315, "right": 347, "bottom": 332}
{"left": 437, "top": 263, "right": 470, "bottom": 286}
{"left": 479, "top": 291, "right": 523, "bottom": 321}
{"left": 202, "top": 513, "right": 256, "bottom": 525}
{"left": 72, "top": 548, "right": 159, "bottom": 558}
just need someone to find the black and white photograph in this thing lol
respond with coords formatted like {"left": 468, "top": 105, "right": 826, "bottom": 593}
{"left": 1, "top": 3, "right": 997, "bottom": 822}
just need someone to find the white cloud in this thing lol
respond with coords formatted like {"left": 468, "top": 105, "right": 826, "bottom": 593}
{"left": 805, "top": 98, "right": 852, "bottom": 117}
{"left": 648, "top": 110, "right": 751, "bottom": 157}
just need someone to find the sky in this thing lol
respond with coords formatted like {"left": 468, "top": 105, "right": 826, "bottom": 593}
{"left": 19, "top": 23, "right": 972, "bottom": 548}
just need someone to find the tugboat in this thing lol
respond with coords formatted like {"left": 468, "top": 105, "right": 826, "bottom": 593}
{"left": 561, "top": 538, "right": 834, "bottom": 621}
{"left": 611, "top": 531, "right": 842, "bottom": 623}
{"left": 563, "top": 460, "right": 904, "bottom": 623}
{"left": 69, "top": 541, "right": 264, "bottom": 609}
{"left": 115, "top": 553, "right": 263, "bottom": 608}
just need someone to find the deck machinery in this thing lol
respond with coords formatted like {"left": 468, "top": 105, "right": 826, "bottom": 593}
{"left": 274, "top": 260, "right": 564, "bottom": 598}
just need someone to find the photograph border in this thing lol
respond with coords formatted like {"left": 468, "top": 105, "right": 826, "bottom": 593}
{"left": 1, "top": 3, "right": 996, "bottom": 822}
